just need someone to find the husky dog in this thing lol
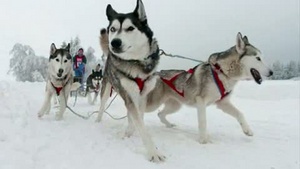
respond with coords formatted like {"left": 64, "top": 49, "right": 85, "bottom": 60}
{"left": 100, "top": 32, "right": 273, "bottom": 144}
{"left": 38, "top": 43, "right": 80, "bottom": 120}
{"left": 85, "top": 67, "right": 102, "bottom": 105}
{"left": 148, "top": 33, "right": 273, "bottom": 143}
{"left": 96, "top": 0, "right": 164, "bottom": 162}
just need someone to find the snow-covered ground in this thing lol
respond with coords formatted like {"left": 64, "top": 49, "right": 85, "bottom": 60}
{"left": 0, "top": 80, "right": 299, "bottom": 169}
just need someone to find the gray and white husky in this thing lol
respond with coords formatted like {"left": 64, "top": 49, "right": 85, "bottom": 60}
{"left": 147, "top": 33, "right": 273, "bottom": 143}
{"left": 96, "top": 0, "right": 164, "bottom": 162}
{"left": 85, "top": 68, "right": 102, "bottom": 105}
{"left": 100, "top": 31, "right": 273, "bottom": 144}
{"left": 38, "top": 43, "right": 80, "bottom": 120}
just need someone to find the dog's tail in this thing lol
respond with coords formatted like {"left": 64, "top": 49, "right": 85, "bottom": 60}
{"left": 99, "top": 28, "right": 109, "bottom": 57}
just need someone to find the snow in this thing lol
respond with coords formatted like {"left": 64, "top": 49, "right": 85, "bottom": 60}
{"left": 0, "top": 79, "right": 299, "bottom": 169}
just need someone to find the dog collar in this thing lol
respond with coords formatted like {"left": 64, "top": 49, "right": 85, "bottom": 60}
{"left": 210, "top": 64, "right": 230, "bottom": 100}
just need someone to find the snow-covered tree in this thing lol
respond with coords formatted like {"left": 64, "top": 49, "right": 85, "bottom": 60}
{"left": 270, "top": 61, "right": 284, "bottom": 80}
{"left": 85, "top": 47, "right": 94, "bottom": 76}
{"left": 62, "top": 36, "right": 82, "bottom": 57}
{"left": 8, "top": 43, "right": 48, "bottom": 82}
{"left": 282, "top": 61, "right": 297, "bottom": 79}
{"left": 270, "top": 60, "right": 300, "bottom": 80}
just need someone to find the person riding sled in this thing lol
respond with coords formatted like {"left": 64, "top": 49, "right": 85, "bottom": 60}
{"left": 73, "top": 48, "right": 87, "bottom": 90}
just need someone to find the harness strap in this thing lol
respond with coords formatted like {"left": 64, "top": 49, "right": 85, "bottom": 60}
{"left": 210, "top": 65, "right": 230, "bottom": 100}
{"left": 51, "top": 83, "right": 63, "bottom": 95}
{"left": 135, "top": 77, "right": 145, "bottom": 92}
{"left": 161, "top": 68, "right": 195, "bottom": 97}
{"left": 50, "top": 75, "right": 70, "bottom": 96}
{"left": 109, "top": 77, "right": 146, "bottom": 97}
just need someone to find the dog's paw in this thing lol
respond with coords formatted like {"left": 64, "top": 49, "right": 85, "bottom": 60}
{"left": 166, "top": 123, "right": 176, "bottom": 128}
{"left": 95, "top": 117, "right": 102, "bottom": 123}
{"left": 37, "top": 112, "right": 44, "bottom": 118}
{"left": 243, "top": 128, "right": 254, "bottom": 136}
{"left": 199, "top": 134, "right": 211, "bottom": 144}
{"left": 55, "top": 113, "right": 63, "bottom": 121}
{"left": 148, "top": 150, "right": 166, "bottom": 163}
{"left": 123, "top": 127, "right": 135, "bottom": 138}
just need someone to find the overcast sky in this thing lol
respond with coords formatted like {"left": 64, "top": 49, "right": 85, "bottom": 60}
{"left": 0, "top": 0, "right": 299, "bottom": 75}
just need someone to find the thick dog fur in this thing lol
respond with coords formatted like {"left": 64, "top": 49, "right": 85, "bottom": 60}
{"left": 100, "top": 31, "right": 273, "bottom": 144}
{"left": 96, "top": 0, "right": 165, "bottom": 162}
{"left": 38, "top": 43, "right": 80, "bottom": 120}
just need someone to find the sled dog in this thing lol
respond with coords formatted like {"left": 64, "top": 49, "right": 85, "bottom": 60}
{"left": 85, "top": 67, "right": 102, "bottom": 105}
{"left": 95, "top": 0, "right": 165, "bottom": 162}
{"left": 100, "top": 31, "right": 273, "bottom": 144}
{"left": 38, "top": 43, "right": 80, "bottom": 120}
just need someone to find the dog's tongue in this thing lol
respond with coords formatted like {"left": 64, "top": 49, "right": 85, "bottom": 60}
{"left": 250, "top": 68, "right": 262, "bottom": 84}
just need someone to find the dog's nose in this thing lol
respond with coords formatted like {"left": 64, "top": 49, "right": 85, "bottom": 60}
{"left": 111, "top": 38, "right": 122, "bottom": 48}
{"left": 269, "top": 70, "right": 273, "bottom": 76}
{"left": 58, "top": 69, "right": 64, "bottom": 74}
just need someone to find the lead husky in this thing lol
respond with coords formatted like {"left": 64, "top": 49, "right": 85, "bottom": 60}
{"left": 38, "top": 43, "right": 80, "bottom": 120}
{"left": 95, "top": 0, "right": 164, "bottom": 162}
{"left": 99, "top": 31, "right": 273, "bottom": 144}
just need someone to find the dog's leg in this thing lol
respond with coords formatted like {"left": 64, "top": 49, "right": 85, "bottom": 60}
{"left": 87, "top": 91, "right": 93, "bottom": 105}
{"left": 124, "top": 110, "right": 135, "bottom": 138}
{"left": 92, "top": 92, "right": 98, "bottom": 104}
{"left": 96, "top": 81, "right": 111, "bottom": 122}
{"left": 55, "top": 90, "right": 67, "bottom": 120}
{"left": 38, "top": 90, "right": 52, "bottom": 118}
{"left": 52, "top": 95, "right": 58, "bottom": 105}
{"left": 196, "top": 97, "right": 209, "bottom": 144}
{"left": 158, "top": 99, "right": 181, "bottom": 128}
{"left": 45, "top": 95, "right": 55, "bottom": 115}
{"left": 216, "top": 99, "right": 253, "bottom": 136}
{"left": 127, "top": 103, "right": 165, "bottom": 162}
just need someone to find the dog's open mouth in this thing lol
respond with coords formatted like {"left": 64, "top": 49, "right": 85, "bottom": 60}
{"left": 250, "top": 68, "right": 262, "bottom": 84}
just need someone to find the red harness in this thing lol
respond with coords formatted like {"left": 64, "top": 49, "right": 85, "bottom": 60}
{"left": 210, "top": 64, "right": 230, "bottom": 100}
{"left": 160, "top": 65, "right": 230, "bottom": 100}
{"left": 160, "top": 68, "right": 195, "bottom": 97}
{"left": 51, "top": 76, "right": 69, "bottom": 96}
{"left": 51, "top": 82, "right": 63, "bottom": 95}
{"left": 110, "top": 77, "right": 146, "bottom": 97}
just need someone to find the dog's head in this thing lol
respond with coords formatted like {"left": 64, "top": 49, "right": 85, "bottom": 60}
{"left": 91, "top": 70, "right": 102, "bottom": 88}
{"left": 49, "top": 43, "right": 72, "bottom": 80}
{"left": 209, "top": 33, "right": 273, "bottom": 84}
{"left": 105, "top": 0, "right": 153, "bottom": 60}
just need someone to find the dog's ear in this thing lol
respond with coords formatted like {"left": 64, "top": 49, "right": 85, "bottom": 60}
{"left": 106, "top": 4, "right": 117, "bottom": 21}
{"left": 92, "top": 69, "right": 95, "bottom": 74}
{"left": 50, "top": 43, "right": 57, "bottom": 55}
{"left": 242, "top": 36, "right": 249, "bottom": 45}
{"left": 66, "top": 43, "right": 70, "bottom": 52}
{"left": 133, "top": 0, "right": 147, "bottom": 22}
{"left": 236, "top": 32, "right": 246, "bottom": 55}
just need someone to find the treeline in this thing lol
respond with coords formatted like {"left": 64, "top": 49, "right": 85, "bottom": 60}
{"left": 270, "top": 60, "right": 300, "bottom": 80}
{"left": 8, "top": 36, "right": 103, "bottom": 82}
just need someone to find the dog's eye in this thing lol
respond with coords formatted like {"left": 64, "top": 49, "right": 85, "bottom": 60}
{"left": 256, "top": 57, "right": 261, "bottom": 61}
{"left": 56, "top": 58, "right": 59, "bottom": 62}
{"left": 110, "top": 27, "right": 116, "bottom": 32}
{"left": 64, "top": 60, "right": 67, "bottom": 63}
{"left": 127, "top": 26, "right": 135, "bottom": 31}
